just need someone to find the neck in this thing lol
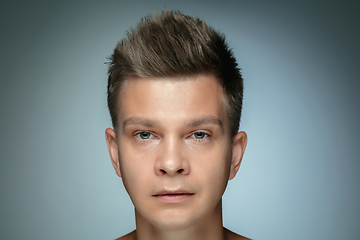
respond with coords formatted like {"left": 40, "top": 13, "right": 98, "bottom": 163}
{"left": 134, "top": 200, "right": 227, "bottom": 240}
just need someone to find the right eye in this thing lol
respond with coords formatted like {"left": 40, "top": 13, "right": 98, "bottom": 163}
{"left": 192, "top": 132, "right": 209, "bottom": 139}
{"left": 135, "top": 131, "right": 154, "bottom": 140}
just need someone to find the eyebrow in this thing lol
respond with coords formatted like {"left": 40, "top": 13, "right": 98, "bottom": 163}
{"left": 184, "top": 116, "right": 223, "bottom": 129}
{"left": 123, "top": 116, "right": 223, "bottom": 130}
{"left": 123, "top": 117, "right": 159, "bottom": 129}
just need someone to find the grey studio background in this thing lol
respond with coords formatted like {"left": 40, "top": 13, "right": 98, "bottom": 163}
{"left": 1, "top": 0, "right": 359, "bottom": 239}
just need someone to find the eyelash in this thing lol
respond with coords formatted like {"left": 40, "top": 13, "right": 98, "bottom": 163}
{"left": 133, "top": 131, "right": 211, "bottom": 142}
{"left": 134, "top": 131, "right": 156, "bottom": 140}
{"left": 189, "top": 131, "right": 210, "bottom": 141}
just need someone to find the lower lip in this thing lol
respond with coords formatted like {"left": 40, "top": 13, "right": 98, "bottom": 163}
{"left": 153, "top": 194, "right": 194, "bottom": 202}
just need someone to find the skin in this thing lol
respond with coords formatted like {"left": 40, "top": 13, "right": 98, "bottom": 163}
{"left": 106, "top": 74, "right": 249, "bottom": 240}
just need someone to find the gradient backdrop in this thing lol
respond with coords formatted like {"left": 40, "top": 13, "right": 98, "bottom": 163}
{"left": 1, "top": 0, "right": 359, "bottom": 239}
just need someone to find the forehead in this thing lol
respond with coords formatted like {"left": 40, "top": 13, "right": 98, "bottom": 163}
{"left": 117, "top": 75, "right": 228, "bottom": 129}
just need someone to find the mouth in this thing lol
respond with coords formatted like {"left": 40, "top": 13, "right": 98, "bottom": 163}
{"left": 153, "top": 192, "right": 194, "bottom": 197}
{"left": 152, "top": 190, "right": 194, "bottom": 202}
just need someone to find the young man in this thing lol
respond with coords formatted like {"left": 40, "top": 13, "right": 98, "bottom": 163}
{"left": 105, "top": 10, "right": 249, "bottom": 240}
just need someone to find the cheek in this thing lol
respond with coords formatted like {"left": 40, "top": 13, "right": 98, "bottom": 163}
{"left": 120, "top": 161, "right": 153, "bottom": 208}
{"left": 119, "top": 137, "right": 154, "bottom": 172}
{"left": 194, "top": 147, "right": 232, "bottom": 195}
{"left": 118, "top": 143, "right": 153, "bottom": 197}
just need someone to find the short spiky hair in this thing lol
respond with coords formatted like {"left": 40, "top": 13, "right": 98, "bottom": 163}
{"left": 107, "top": 10, "right": 243, "bottom": 137}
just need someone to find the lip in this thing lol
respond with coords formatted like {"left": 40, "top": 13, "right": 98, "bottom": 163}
{"left": 152, "top": 189, "right": 194, "bottom": 202}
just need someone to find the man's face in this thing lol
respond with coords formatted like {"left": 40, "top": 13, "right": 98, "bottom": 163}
{"left": 106, "top": 74, "right": 246, "bottom": 230}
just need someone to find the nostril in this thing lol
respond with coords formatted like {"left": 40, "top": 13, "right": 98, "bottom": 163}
{"left": 160, "top": 169, "right": 166, "bottom": 174}
{"left": 177, "top": 169, "right": 184, "bottom": 173}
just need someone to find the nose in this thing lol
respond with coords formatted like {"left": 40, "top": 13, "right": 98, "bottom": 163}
{"left": 154, "top": 137, "right": 190, "bottom": 176}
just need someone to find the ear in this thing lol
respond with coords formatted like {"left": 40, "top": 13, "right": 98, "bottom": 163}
{"left": 229, "top": 131, "right": 247, "bottom": 180}
{"left": 105, "top": 128, "right": 121, "bottom": 178}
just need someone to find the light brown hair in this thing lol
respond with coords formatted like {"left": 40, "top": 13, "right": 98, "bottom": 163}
{"left": 107, "top": 10, "right": 243, "bottom": 137}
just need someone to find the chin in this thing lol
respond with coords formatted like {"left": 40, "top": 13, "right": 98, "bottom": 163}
{"left": 153, "top": 217, "right": 196, "bottom": 231}
{"left": 146, "top": 209, "right": 202, "bottom": 231}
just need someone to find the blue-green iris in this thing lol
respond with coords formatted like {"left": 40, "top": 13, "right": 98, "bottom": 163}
{"left": 194, "top": 132, "right": 207, "bottom": 139}
{"left": 138, "top": 132, "right": 151, "bottom": 139}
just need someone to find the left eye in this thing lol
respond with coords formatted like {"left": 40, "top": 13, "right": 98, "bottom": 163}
{"left": 135, "top": 132, "right": 154, "bottom": 139}
{"left": 191, "top": 132, "right": 209, "bottom": 139}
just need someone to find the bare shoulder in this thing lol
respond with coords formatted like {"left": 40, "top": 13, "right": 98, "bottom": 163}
{"left": 115, "top": 230, "right": 136, "bottom": 240}
{"left": 224, "top": 228, "right": 251, "bottom": 240}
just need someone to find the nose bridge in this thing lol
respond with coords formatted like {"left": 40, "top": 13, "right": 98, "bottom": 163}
{"left": 155, "top": 134, "right": 189, "bottom": 175}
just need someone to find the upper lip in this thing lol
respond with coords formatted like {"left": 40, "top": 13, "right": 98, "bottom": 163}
{"left": 153, "top": 189, "right": 194, "bottom": 196}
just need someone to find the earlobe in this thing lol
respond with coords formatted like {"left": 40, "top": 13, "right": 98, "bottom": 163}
{"left": 105, "top": 128, "right": 122, "bottom": 178}
{"left": 229, "top": 131, "right": 247, "bottom": 180}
